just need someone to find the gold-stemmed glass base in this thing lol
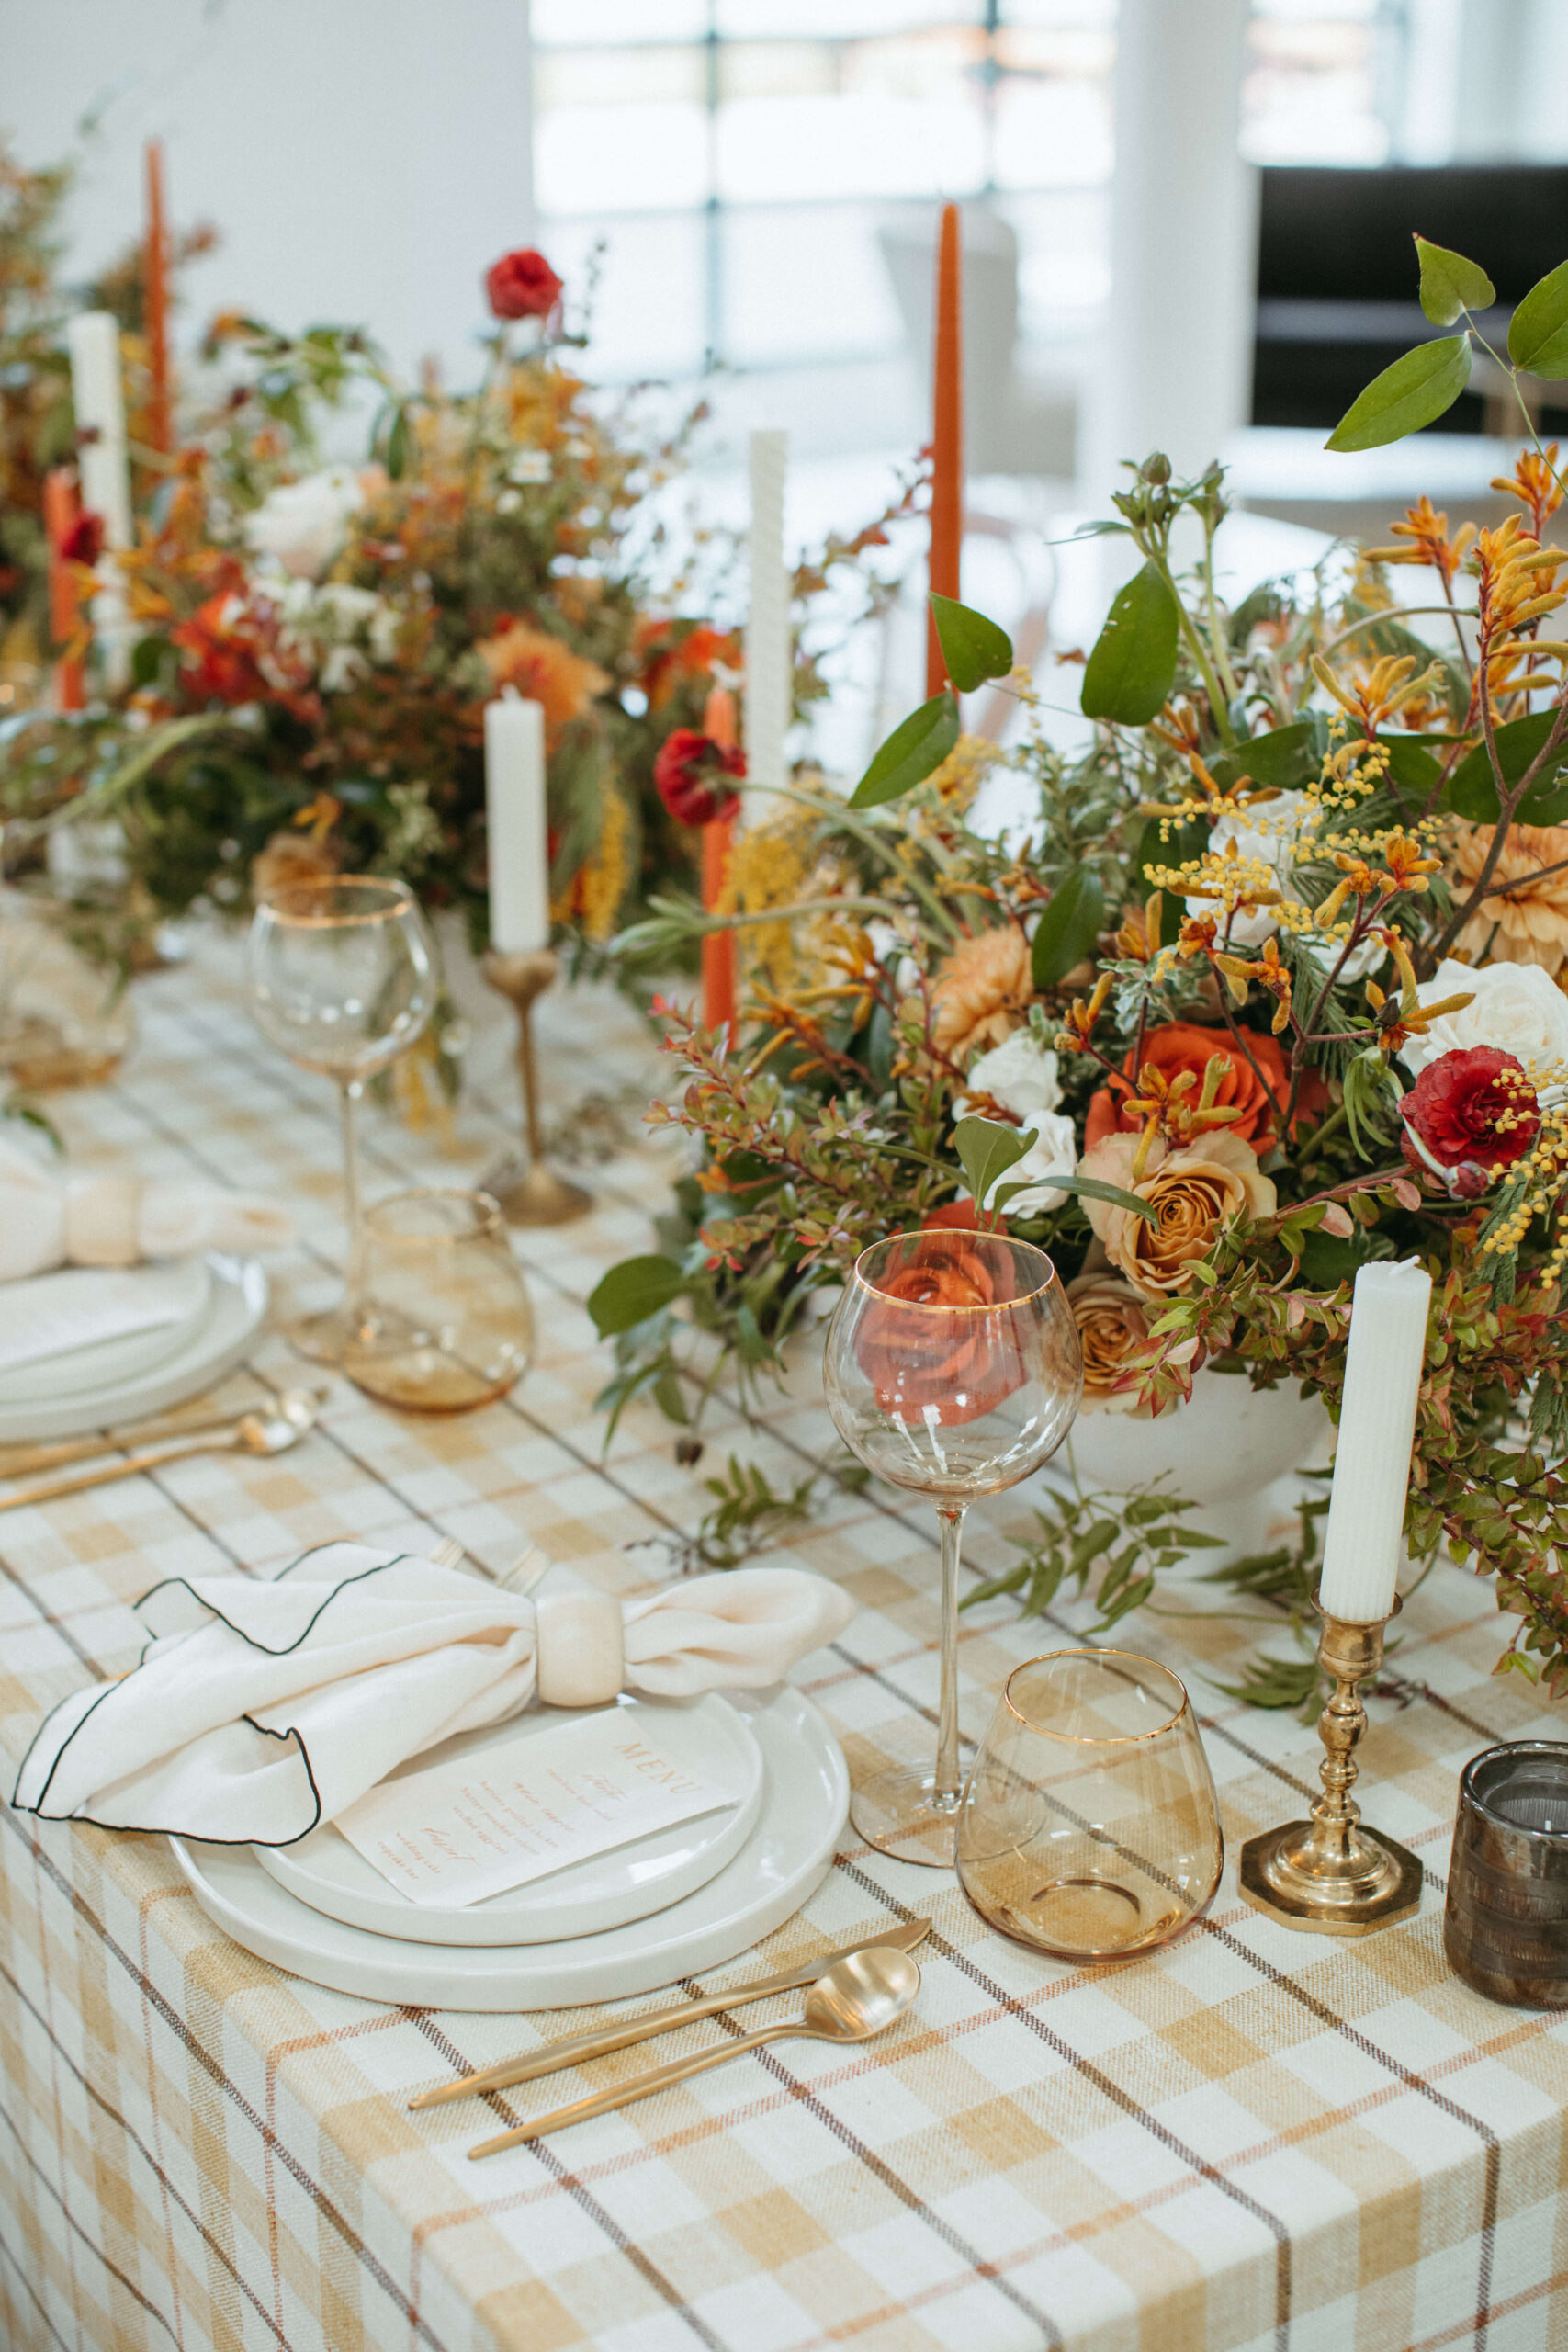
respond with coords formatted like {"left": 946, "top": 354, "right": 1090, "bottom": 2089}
{"left": 851, "top": 1766, "right": 964, "bottom": 1869}
{"left": 480, "top": 1153, "right": 592, "bottom": 1228}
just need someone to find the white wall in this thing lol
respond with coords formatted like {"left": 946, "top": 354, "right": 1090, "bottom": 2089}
{"left": 2, "top": 0, "right": 534, "bottom": 383}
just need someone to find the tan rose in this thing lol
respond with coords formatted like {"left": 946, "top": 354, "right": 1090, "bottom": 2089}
{"left": 1080, "top": 1129, "right": 1276, "bottom": 1296}
{"left": 930, "top": 926, "right": 1033, "bottom": 1059}
{"left": 1066, "top": 1271, "right": 1153, "bottom": 1415}
{"left": 1450, "top": 820, "right": 1568, "bottom": 976}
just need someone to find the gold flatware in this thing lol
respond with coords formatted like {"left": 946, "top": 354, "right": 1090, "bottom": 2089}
{"left": 0, "top": 1387, "right": 330, "bottom": 1481}
{"left": 410, "top": 1915, "right": 931, "bottom": 2111}
{"left": 0, "top": 1388, "right": 321, "bottom": 1511}
{"left": 468, "top": 1945, "right": 920, "bottom": 2158}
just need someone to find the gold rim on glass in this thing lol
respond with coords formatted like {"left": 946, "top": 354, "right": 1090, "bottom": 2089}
{"left": 258, "top": 875, "right": 418, "bottom": 926}
{"left": 851, "top": 1230, "right": 1060, "bottom": 1312}
{"left": 361, "top": 1187, "right": 504, "bottom": 1244}
{"left": 1001, "top": 1648, "right": 1190, "bottom": 1743}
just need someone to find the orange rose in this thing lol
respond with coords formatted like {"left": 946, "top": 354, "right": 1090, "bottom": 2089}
{"left": 855, "top": 1232, "right": 1030, "bottom": 1426}
{"left": 1079, "top": 1130, "right": 1276, "bottom": 1297}
{"left": 1084, "top": 1023, "right": 1290, "bottom": 1152}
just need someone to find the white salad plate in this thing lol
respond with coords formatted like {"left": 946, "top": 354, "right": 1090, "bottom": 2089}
{"left": 171, "top": 1685, "right": 849, "bottom": 2011}
{"left": 0, "top": 1261, "right": 213, "bottom": 1405}
{"left": 0, "top": 1256, "right": 268, "bottom": 1443}
{"left": 255, "top": 1690, "right": 766, "bottom": 1946}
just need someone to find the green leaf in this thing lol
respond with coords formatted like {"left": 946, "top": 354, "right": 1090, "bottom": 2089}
{"left": 1448, "top": 711, "right": 1568, "bottom": 826}
{"left": 1326, "top": 336, "right": 1472, "bottom": 452}
{"left": 1382, "top": 735, "right": 1446, "bottom": 804}
{"left": 1415, "top": 235, "right": 1495, "bottom": 326}
{"left": 848, "top": 691, "right": 960, "bottom": 809}
{"left": 650, "top": 1367, "right": 690, "bottom": 1426}
{"left": 1210, "top": 718, "right": 1323, "bottom": 794}
{"left": 930, "top": 595, "right": 1014, "bottom": 694}
{"left": 1080, "top": 560, "right": 1180, "bottom": 725}
{"left": 385, "top": 403, "right": 411, "bottom": 481}
{"left": 587, "top": 1254, "right": 687, "bottom": 1337}
{"left": 1047, "top": 1173, "right": 1157, "bottom": 1227}
{"left": 954, "top": 1115, "right": 1031, "bottom": 1210}
{"left": 1508, "top": 257, "right": 1568, "bottom": 379}
{"left": 1032, "top": 865, "right": 1105, "bottom": 988}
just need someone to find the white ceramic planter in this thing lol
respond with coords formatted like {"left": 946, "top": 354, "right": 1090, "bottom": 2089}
{"left": 1033, "top": 1369, "right": 1333, "bottom": 1564}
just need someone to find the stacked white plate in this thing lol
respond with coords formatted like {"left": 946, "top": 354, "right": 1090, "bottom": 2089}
{"left": 172, "top": 1685, "right": 850, "bottom": 2010}
{"left": 0, "top": 1255, "right": 268, "bottom": 1442}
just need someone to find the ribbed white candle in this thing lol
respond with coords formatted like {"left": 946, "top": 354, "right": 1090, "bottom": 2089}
{"left": 1318, "top": 1259, "right": 1432, "bottom": 1622}
{"left": 485, "top": 691, "right": 548, "bottom": 954}
{"left": 66, "top": 311, "right": 133, "bottom": 688}
{"left": 744, "top": 429, "right": 791, "bottom": 811}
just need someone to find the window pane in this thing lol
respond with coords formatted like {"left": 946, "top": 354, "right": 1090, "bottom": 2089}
{"left": 536, "top": 101, "right": 713, "bottom": 213}
{"left": 547, "top": 215, "right": 709, "bottom": 379}
{"left": 717, "top": 0, "right": 975, "bottom": 31}
{"left": 533, "top": 0, "right": 709, "bottom": 46}
{"left": 993, "top": 75, "right": 1113, "bottom": 187}
{"left": 1242, "top": 9, "right": 1389, "bottom": 162}
{"left": 722, "top": 203, "right": 903, "bottom": 364}
{"left": 716, "top": 83, "right": 987, "bottom": 201}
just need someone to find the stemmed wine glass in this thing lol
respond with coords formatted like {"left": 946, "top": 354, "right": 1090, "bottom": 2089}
{"left": 248, "top": 876, "right": 435, "bottom": 1363}
{"left": 823, "top": 1229, "right": 1083, "bottom": 1867}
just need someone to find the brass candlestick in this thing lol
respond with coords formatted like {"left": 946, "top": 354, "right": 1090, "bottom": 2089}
{"left": 480, "top": 948, "right": 591, "bottom": 1227}
{"left": 1238, "top": 1595, "right": 1423, "bottom": 1935}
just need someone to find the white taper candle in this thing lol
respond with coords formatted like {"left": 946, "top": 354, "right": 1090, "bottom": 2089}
{"left": 744, "top": 428, "right": 791, "bottom": 811}
{"left": 1318, "top": 1258, "right": 1432, "bottom": 1623}
{"left": 485, "top": 690, "right": 549, "bottom": 955}
{"left": 66, "top": 311, "right": 134, "bottom": 688}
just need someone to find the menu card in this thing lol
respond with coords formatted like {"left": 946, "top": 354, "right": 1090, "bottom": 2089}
{"left": 331, "top": 1708, "right": 742, "bottom": 1909}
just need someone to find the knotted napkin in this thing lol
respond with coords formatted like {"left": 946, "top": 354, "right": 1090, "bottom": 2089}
{"left": 0, "top": 1131, "right": 293, "bottom": 1283}
{"left": 12, "top": 1543, "right": 856, "bottom": 1846}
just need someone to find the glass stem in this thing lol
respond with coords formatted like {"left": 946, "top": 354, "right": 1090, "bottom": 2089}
{"left": 340, "top": 1077, "right": 367, "bottom": 1314}
{"left": 935, "top": 1503, "right": 965, "bottom": 1806}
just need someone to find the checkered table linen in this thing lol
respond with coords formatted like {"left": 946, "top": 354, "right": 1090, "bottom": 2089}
{"left": 4, "top": 935, "right": 1567, "bottom": 2352}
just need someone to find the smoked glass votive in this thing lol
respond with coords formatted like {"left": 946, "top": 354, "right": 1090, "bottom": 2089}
{"left": 956, "top": 1650, "right": 1224, "bottom": 1961}
{"left": 1445, "top": 1742, "right": 1568, "bottom": 2008}
{"left": 340, "top": 1188, "right": 533, "bottom": 1411}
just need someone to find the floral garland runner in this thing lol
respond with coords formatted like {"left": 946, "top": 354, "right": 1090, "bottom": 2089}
{"left": 592, "top": 232, "right": 1568, "bottom": 1699}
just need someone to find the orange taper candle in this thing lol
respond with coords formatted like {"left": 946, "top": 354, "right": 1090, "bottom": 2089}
{"left": 926, "top": 201, "right": 964, "bottom": 700}
{"left": 701, "top": 684, "right": 739, "bottom": 1038}
{"left": 42, "top": 467, "right": 85, "bottom": 711}
{"left": 144, "top": 140, "right": 173, "bottom": 456}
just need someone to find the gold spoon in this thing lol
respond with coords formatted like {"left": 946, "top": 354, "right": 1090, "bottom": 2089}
{"left": 0, "top": 1388, "right": 321, "bottom": 1512}
{"left": 468, "top": 1946, "right": 921, "bottom": 2159}
{"left": 0, "top": 1386, "right": 332, "bottom": 1480}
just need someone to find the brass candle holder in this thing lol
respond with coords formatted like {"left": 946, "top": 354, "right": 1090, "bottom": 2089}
{"left": 479, "top": 948, "right": 591, "bottom": 1228}
{"left": 1238, "top": 1594, "right": 1423, "bottom": 1936}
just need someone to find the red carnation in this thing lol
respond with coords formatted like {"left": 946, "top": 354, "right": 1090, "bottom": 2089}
{"left": 485, "top": 247, "right": 564, "bottom": 322}
{"left": 60, "top": 511, "right": 106, "bottom": 567}
{"left": 1400, "top": 1046, "right": 1540, "bottom": 1198}
{"left": 653, "top": 729, "right": 745, "bottom": 828}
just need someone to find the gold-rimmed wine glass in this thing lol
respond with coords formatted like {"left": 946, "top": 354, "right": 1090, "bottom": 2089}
{"left": 822, "top": 1229, "right": 1082, "bottom": 1866}
{"left": 247, "top": 876, "right": 435, "bottom": 1362}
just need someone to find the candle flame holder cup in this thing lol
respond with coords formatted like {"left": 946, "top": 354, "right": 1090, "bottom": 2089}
{"left": 1238, "top": 1594, "right": 1423, "bottom": 1935}
{"left": 479, "top": 949, "right": 592, "bottom": 1228}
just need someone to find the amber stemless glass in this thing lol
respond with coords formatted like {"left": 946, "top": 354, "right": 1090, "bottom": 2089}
{"left": 247, "top": 876, "right": 435, "bottom": 1362}
{"left": 823, "top": 1230, "right": 1082, "bottom": 1866}
{"left": 340, "top": 1188, "right": 534, "bottom": 1411}
{"left": 957, "top": 1650, "right": 1223, "bottom": 1960}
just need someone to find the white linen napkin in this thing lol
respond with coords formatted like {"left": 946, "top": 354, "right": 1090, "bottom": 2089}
{"left": 11, "top": 1542, "right": 857, "bottom": 1846}
{"left": 0, "top": 1131, "right": 293, "bottom": 1283}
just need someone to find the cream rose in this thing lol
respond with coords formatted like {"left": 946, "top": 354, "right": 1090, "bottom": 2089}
{"left": 1399, "top": 956, "right": 1568, "bottom": 1079}
{"left": 245, "top": 466, "right": 367, "bottom": 581}
{"left": 1066, "top": 1271, "right": 1153, "bottom": 1415}
{"left": 1079, "top": 1129, "right": 1276, "bottom": 1296}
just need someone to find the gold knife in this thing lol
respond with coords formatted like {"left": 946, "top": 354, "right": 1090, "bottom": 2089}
{"left": 408, "top": 1915, "right": 931, "bottom": 2110}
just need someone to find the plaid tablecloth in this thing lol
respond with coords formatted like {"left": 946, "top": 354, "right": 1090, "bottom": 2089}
{"left": 4, "top": 933, "right": 1568, "bottom": 2352}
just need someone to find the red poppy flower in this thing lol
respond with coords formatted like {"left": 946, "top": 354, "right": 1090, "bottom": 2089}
{"left": 1400, "top": 1046, "right": 1540, "bottom": 1197}
{"left": 653, "top": 729, "right": 745, "bottom": 827}
{"left": 485, "top": 248, "right": 564, "bottom": 322}
{"left": 60, "top": 511, "right": 106, "bottom": 567}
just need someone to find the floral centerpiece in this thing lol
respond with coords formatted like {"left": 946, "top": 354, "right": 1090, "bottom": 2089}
{"left": 592, "top": 233, "right": 1568, "bottom": 1697}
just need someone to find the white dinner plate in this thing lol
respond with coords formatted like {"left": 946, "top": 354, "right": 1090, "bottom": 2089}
{"left": 0, "top": 1256, "right": 268, "bottom": 1443}
{"left": 0, "top": 1261, "right": 213, "bottom": 1405}
{"left": 255, "top": 1690, "right": 766, "bottom": 1946}
{"left": 171, "top": 1685, "right": 848, "bottom": 2011}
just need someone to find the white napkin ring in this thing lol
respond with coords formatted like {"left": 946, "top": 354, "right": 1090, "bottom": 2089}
{"left": 63, "top": 1174, "right": 141, "bottom": 1268}
{"left": 535, "top": 1589, "right": 625, "bottom": 1708}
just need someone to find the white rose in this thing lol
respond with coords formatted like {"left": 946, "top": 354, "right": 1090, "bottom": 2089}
{"left": 1190, "top": 790, "right": 1386, "bottom": 982}
{"left": 985, "top": 1111, "right": 1079, "bottom": 1215}
{"left": 245, "top": 466, "right": 366, "bottom": 581}
{"left": 962, "top": 1030, "right": 1062, "bottom": 1119}
{"left": 1400, "top": 956, "right": 1568, "bottom": 1078}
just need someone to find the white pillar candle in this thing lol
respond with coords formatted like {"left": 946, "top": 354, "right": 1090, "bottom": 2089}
{"left": 66, "top": 311, "right": 134, "bottom": 689}
{"left": 1318, "top": 1259, "right": 1433, "bottom": 1623}
{"left": 485, "top": 690, "right": 549, "bottom": 955}
{"left": 744, "top": 428, "right": 791, "bottom": 813}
